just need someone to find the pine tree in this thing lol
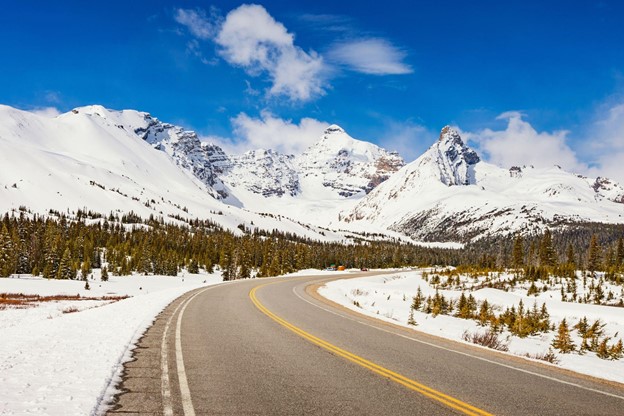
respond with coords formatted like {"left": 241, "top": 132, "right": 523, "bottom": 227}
{"left": 407, "top": 308, "right": 417, "bottom": 326}
{"left": 538, "top": 229, "right": 557, "bottom": 268}
{"left": 101, "top": 265, "right": 109, "bottom": 282}
{"left": 478, "top": 300, "right": 491, "bottom": 326}
{"left": 587, "top": 234, "right": 602, "bottom": 272}
{"left": 56, "top": 247, "right": 75, "bottom": 280}
{"left": 610, "top": 339, "right": 623, "bottom": 360}
{"left": 596, "top": 338, "right": 610, "bottom": 359}
{"left": 0, "top": 223, "right": 13, "bottom": 277}
{"left": 616, "top": 238, "right": 624, "bottom": 269}
{"left": 512, "top": 234, "right": 524, "bottom": 271}
{"left": 552, "top": 319, "right": 575, "bottom": 353}
{"left": 566, "top": 243, "right": 576, "bottom": 268}
{"left": 411, "top": 287, "right": 424, "bottom": 311}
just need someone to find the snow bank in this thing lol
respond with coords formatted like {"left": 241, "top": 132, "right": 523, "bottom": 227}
{"left": 0, "top": 272, "right": 222, "bottom": 415}
{"left": 319, "top": 270, "right": 624, "bottom": 384}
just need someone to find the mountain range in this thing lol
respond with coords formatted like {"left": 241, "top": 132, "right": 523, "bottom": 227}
{"left": 1, "top": 104, "right": 622, "bottom": 243}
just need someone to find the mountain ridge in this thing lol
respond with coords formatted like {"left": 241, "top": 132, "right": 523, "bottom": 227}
{"left": 1, "top": 104, "right": 623, "bottom": 243}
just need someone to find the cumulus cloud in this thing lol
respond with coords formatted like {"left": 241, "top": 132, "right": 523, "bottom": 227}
{"left": 174, "top": 5, "right": 411, "bottom": 102}
{"left": 209, "top": 111, "right": 329, "bottom": 155}
{"left": 586, "top": 103, "right": 624, "bottom": 182}
{"left": 327, "top": 38, "right": 412, "bottom": 75}
{"left": 465, "top": 112, "right": 587, "bottom": 173}
{"left": 462, "top": 105, "right": 624, "bottom": 183}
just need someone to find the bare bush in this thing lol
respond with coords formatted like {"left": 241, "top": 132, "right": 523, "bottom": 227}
{"left": 524, "top": 349, "right": 559, "bottom": 364}
{"left": 462, "top": 330, "right": 509, "bottom": 352}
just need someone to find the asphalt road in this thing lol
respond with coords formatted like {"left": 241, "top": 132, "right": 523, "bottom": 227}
{"left": 108, "top": 272, "right": 624, "bottom": 415}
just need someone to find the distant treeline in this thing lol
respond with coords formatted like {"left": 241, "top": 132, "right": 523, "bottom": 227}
{"left": 0, "top": 211, "right": 622, "bottom": 280}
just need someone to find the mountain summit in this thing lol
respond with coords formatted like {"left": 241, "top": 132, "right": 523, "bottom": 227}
{"left": 343, "top": 127, "right": 624, "bottom": 241}
{"left": 1, "top": 105, "right": 622, "bottom": 243}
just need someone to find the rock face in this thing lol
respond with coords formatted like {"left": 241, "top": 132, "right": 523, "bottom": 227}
{"left": 342, "top": 127, "right": 624, "bottom": 242}
{"left": 4, "top": 104, "right": 621, "bottom": 243}
{"left": 295, "top": 125, "right": 405, "bottom": 197}
{"left": 133, "top": 114, "right": 231, "bottom": 199}
{"left": 435, "top": 126, "right": 480, "bottom": 186}
{"left": 224, "top": 149, "right": 299, "bottom": 197}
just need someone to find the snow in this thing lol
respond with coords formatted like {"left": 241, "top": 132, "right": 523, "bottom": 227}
{"left": 0, "top": 105, "right": 351, "bottom": 243}
{"left": 0, "top": 270, "right": 223, "bottom": 416}
{"left": 319, "top": 270, "right": 624, "bottom": 384}
{"left": 343, "top": 127, "right": 624, "bottom": 241}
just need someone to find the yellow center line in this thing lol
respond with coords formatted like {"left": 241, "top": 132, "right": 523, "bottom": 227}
{"left": 249, "top": 281, "right": 494, "bottom": 416}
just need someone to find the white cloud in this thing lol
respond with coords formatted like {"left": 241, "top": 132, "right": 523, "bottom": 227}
{"left": 174, "top": 9, "right": 218, "bottom": 40}
{"left": 327, "top": 38, "right": 412, "bottom": 75}
{"left": 174, "top": 5, "right": 412, "bottom": 102}
{"left": 30, "top": 107, "right": 61, "bottom": 118}
{"left": 214, "top": 4, "right": 326, "bottom": 102}
{"left": 465, "top": 112, "right": 587, "bottom": 173}
{"left": 586, "top": 103, "right": 624, "bottom": 182}
{"left": 208, "top": 111, "right": 328, "bottom": 155}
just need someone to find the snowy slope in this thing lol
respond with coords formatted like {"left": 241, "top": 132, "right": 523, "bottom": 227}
{"left": 343, "top": 126, "right": 624, "bottom": 241}
{"left": 0, "top": 105, "right": 347, "bottom": 242}
{"left": 218, "top": 124, "right": 405, "bottom": 227}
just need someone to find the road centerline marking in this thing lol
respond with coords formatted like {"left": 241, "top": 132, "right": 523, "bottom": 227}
{"left": 296, "top": 277, "right": 624, "bottom": 401}
{"left": 250, "top": 281, "right": 493, "bottom": 416}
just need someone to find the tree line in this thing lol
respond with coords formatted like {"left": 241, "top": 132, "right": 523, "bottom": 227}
{"left": 0, "top": 211, "right": 622, "bottom": 280}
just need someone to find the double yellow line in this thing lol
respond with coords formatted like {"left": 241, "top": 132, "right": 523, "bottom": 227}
{"left": 250, "top": 282, "right": 493, "bottom": 416}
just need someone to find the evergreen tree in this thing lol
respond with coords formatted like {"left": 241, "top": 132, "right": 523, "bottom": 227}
{"left": 615, "top": 238, "right": 624, "bottom": 268}
{"left": 587, "top": 234, "right": 602, "bottom": 272}
{"left": 411, "top": 287, "right": 424, "bottom": 311}
{"left": 407, "top": 308, "right": 417, "bottom": 326}
{"left": 512, "top": 234, "right": 524, "bottom": 270}
{"left": 566, "top": 243, "right": 576, "bottom": 268}
{"left": 552, "top": 319, "right": 575, "bottom": 353}
{"left": 478, "top": 300, "right": 491, "bottom": 326}
{"left": 101, "top": 265, "right": 109, "bottom": 282}
{"left": 0, "top": 223, "right": 13, "bottom": 277}
{"left": 57, "top": 247, "right": 75, "bottom": 280}
{"left": 538, "top": 229, "right": 557, "bottom": 268}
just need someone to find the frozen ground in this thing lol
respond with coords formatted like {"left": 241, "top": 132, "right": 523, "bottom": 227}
{"left": 0, "top": 270, "right": 223, "bottom": 416}
{"left": 319, "top": 269, "right": 624, "bottom": 384}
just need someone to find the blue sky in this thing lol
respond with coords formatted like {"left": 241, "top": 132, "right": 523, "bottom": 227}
{"left": 2, "top": 1, "right": 624, "bottom": 179}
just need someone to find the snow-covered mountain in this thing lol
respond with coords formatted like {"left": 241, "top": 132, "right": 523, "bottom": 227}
{"left": 2, "top": 104, "right": 623, "bottom": 244}
{"left": 342, "top": 126, "right": 624, "bottom": 241}
{"left": 0, "top": 105, "right": 349, "bottom": 242}
{"left": 296, "top": 125, "right": 405, "bottom": 198}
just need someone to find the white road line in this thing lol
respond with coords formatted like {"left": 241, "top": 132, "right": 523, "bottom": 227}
{"left": 161, "top": 297, "right": 187, "bottom": 416}
{"left": 292, "top": 280, "right": 624, "bottom": 401}
{"left": 161, "top": 283, "right": 234, "bottom": 416}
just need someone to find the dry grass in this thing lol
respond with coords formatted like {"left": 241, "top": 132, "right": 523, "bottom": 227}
{"left": 462, "top": 330, "right": 510, "bottom": 352}
{"left": 0, "top": 292, "right": 129, "bottom": 310}
{"left": 525, "top": 350, "right": 559, "bottom": 364}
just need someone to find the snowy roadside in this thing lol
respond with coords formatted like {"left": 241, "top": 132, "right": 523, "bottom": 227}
{"left": 318, "top": 270, "right": 624, "bottom": 384}
{"left": 0, "top": 271, "right": 223, "bottom": 416}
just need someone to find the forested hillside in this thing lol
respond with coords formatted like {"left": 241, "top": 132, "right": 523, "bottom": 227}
{"left": 1, "top": 209, "right": 622, "bottom": 281}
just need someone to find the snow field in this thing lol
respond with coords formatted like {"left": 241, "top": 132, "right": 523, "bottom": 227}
{"left": 0, "top": 270, "right": 223, "bottom": 415}
{"left": 318, "top": 270, "right": 624, "bottom": 384}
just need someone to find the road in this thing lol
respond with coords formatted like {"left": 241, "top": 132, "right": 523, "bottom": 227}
{"left": 108, "top": 272, "right": 624, "bottom": 415}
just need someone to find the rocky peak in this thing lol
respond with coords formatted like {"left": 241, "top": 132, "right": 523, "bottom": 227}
{"left": 297, "top": 126, "right": 405, "bottom": 197}
{"left": 324, "top": 124, "right": 345, "bottom": 135}
{"left": 131, "top": 114, "right": 231, "bottom": 199}
{"left": 430, "top": 126, "right": 480, "bottom": 186}
{"left": 224, "top": 149, "right": 299, "bottom": 197}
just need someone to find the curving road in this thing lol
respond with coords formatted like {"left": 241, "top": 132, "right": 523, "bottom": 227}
{"left": 108, "top": 272, "right": 624, "bottom": 415}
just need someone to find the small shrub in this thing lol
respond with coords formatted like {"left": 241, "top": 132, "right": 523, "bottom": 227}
{"left": 462, "top": 330, "right": 509, "bottom": 352}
